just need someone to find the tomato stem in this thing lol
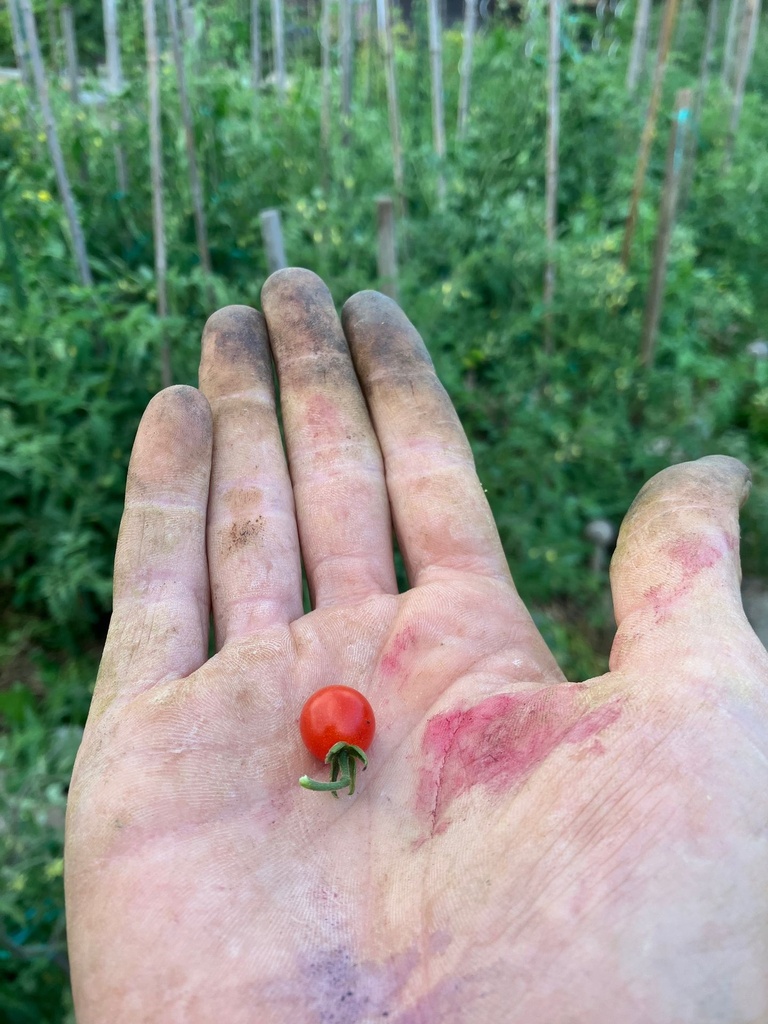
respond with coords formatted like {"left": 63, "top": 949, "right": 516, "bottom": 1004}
{"left": 299, "top": 742, "right": 368, "bottom": 796}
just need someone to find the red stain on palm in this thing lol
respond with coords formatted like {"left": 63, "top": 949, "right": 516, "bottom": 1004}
{"left": 416, "top": 687, "right": 622, "bottom": 834}
{"left": 381, "top": 625, "right": 417, "bottom": 675}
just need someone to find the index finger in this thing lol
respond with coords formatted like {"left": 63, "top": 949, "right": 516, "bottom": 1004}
{"left": 93, "top": 386, "right": 212, "bottom": 712}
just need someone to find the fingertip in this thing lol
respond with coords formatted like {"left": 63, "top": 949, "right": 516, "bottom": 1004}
{"left": 610, "top": 454, "right": 750, "bottom": 631}
{"left": 261, "top": 267, "right": 330, "bottom": 311}
{"left": 203, "top": 304, "right": 263, "bottom": 338}
{"left": 145, "top": 384, "right": 212, "bottom": 441}
{"left": 199, "top": 305, "right": 271, "bottom": 394}
{"left": 131, "top": 386, "right": 212, "bottom": 491}
{"left": 341, "top": 289, "right": 402, "bottom": 329}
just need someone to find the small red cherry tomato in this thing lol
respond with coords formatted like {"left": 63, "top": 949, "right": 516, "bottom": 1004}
{"left": 299, "top": 685, "right": 376, "bottom": 761}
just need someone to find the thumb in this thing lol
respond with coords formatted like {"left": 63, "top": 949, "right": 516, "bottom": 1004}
{"left": 609, "top": 455, "right": 753, "bottom": 672}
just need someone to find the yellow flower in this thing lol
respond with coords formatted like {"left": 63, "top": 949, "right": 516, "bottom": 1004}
{"left": 45, "top": 858, "right": 64, "bottom": 881}
{"left": 37, "top": 131, "right": 46, "bottom": 142}
{"left": 37, "top": 190, "right": 52, "bottom": 202}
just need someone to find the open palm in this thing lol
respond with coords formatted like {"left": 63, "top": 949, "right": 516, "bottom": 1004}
{"left": 65, "top": 270, "right": 768, "bottom": 1024}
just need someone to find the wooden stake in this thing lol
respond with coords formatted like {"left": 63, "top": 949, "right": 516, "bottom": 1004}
{"left": 251, "top": 0, "right": 262, "bottom": 90}
{"left": 143, "top": 0, "right": 171, "bottom": 386}
{"left": 60, "top": 6, "right": 79, "bottom": 103}
{"left": 167, "top": 0, "right": 212, "bottom": 277}
{"left": 544, "top": 0, "right": 560, "bottom": 354}
{"left": 725, "top": 0, "right": 761, "bottom": 166}
{"left": 381, "top": 0, "right": 405, "bottom": 210}
{"left": 376, "top": 195, "right": 398, "bottom": 301}
{"left": 321, "top": 0, "right": 332, "bottom": 150}
{"left": 260, "top": 209, "right": 287, "bottom": 272}
{"left": 271, "top": 0, "right": 286, "bottom": 101}
{"left": 640, "top": 89, "right": 692, "bottom": 367}
{"left": 621, "top": 0, "right": 681, "bottom": 268}
{"left": 427, "top": 0, "right": 446, "bottom": 204}
{"left": 626, "top": 0, "right": 652, "bottom": 94}
{"left": 457, "top": 0, "right": 477, "bottom": 138}
{"left": 19, "top": 0, "right": 92, "bottom": 287}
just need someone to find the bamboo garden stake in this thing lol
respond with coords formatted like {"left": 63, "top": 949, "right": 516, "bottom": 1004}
{"left": 167, "top": 0, "right": 212, "bottom": 278}
{"left": 722, "top": 0, "right": 743, "bottom": 88}
{"left": 103, "top": 0, "right": 128, "bottom": 194}
{"left": 640, "top": 89, "right": 692, "bottom": 367}
{"left": 260, "top": 209, "right": 287, "bottom": 272}
{"left": 725, "top": 0, "right": 761, "bottom": 167}
{"left": 679, "top": 0, "right": 719, "bottom": 208}
{"left": 376, "top": 195, "right": 398, "bottom": 301}
{"left": 19, "top": 0, "right": 92, "bottom": 287}
{"left": 180, "top": 0, "right": 195, "bottom": 43}
{"left": 626, "top": 0, "right": 652, "bottom": 94}
{"left": 60, "top": 6, "right": 79, "bottom": 104}
{"left": 457, "top": 0, "right": 477, "bottom": 139}
{"left": 271, "top": 0, "right": 286, "bottom": 101}
{"left": 381, "top": 0, "right": 405, "bottom": 210}
{"left": 321, "top": 0, "right": 332, "bottom": 150}
{"left": 45, "top": 0, "right": 60, "bottom": 72}
{"left": 251, "top": 0, "right": 262, "bottom": 90}
{"left": 143, "top": 0, "right": 171, "bottom": 387}
{"left": 7, "top": 0, "right": 40, "bottom": 146}
{"left": 340, "top": 0, "right": 353, "bottom": 140}
{"left": 427, "top": 0, "right": 446, "bottom": 204}
{"left": 8, "top": 0, "right": 34, "bottom": 94}
{"left": 621, "top": 0, "right": 681, "bottom": 267}
{"left": 544, "top": 0, "right": 560, "bottom": 354}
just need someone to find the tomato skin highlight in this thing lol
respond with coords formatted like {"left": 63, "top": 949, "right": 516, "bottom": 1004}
{"left": 300, "top": 686, "right": 376, "bottom": 761}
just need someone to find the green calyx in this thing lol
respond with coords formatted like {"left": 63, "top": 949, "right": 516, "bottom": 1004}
{"left": 299, "top": 741, "right": 369, "bottom": 797}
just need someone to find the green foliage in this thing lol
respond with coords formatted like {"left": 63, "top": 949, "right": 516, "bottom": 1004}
{"left": 2, "top": 6, "right": 768, "bottom": 1017}
{"left": 0, "top": 647, "right": 95, "bottom": 1024}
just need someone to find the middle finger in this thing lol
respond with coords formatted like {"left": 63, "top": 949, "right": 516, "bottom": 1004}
{"left": 261, "top": 268, "right": 397, "bottom": 608}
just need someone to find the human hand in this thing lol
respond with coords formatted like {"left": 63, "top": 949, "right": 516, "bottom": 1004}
{"left": 65, "top": 269, "right": 768, "bottom": 1023}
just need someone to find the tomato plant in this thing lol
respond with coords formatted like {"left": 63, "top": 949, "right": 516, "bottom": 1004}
{"left": 299, "top": 686, "right": 376, "bottom": 796}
